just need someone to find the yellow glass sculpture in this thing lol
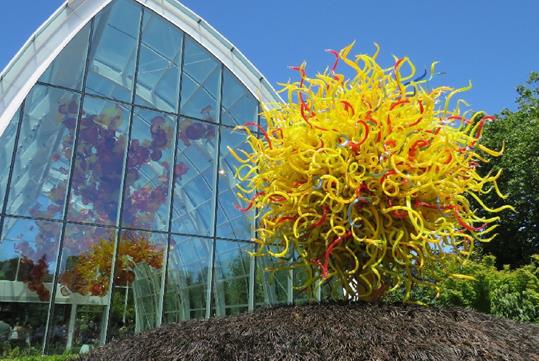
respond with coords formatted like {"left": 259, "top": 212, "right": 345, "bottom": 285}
{"left": 230, "top": 43, "right": 513, "bottom": 301}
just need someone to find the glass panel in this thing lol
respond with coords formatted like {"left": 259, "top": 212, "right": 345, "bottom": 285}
{"left": 0, "top": 302, "right": 49, "bottom": 355}
{"left": 172, "top": 118, "right": 217, "bottom": 236}
{"left": 0, "top": 217, "right": 62, "bottom": 298}
{"left": 108, "top": 230, "right": 166, "bottom": 340}
{"left": 67, "top": 95, "right": 130, "bottom": 226}
{"left": 255, "top": 254, "right": 290, "bottom": 308}
{"left": 293, "top": 264, "right": 313, "bottom": 304}
{"left": 57, "top": 224, "right": 117, "bottom": 297}
{"left": 259, "top": 115, "right": 267, "bottom": 130}
{"left": 39, "top": 22, "right": 91, "bottom": 91}
{"left": 0, "top": 108, "right": 20, "bottom": 208}
{"left": 164, "top": 235, "right": 212, "bottom": 322}
{"left": 48, "top": 303, "right": 105, "bottom": 354}
{"left": 121, "top": 108, "right": 175, "bottom": 231}
{"left": 180, "top": 37, "right": 221, "bottom": 122}
{"left": 221, "top": 69, "right": 258, "bottom": 126}
{"left": 212, "top": 240, "right": 252, "bottom": 316}
{"left": 7, "top": 85, "right": 80, "bottom": 220}
{"left": 85, "top": 0, "right": 141, "bottom": 102}
{"left": 135, "top": 10, "right": 182, "bottom": 113}
{"left": 50, "top": 224, "right": 117, "bottom": 352}
{"left": 0, "top": 217, "right": 62, "bottom": 353}
{"left": 216, "top": 127, "right": 255, "bottom": 240}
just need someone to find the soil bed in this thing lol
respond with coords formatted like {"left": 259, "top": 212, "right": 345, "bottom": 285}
{"left": 81, "top": 302, "right": 539, "bottom": 361}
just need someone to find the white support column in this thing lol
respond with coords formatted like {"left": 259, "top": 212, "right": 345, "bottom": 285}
{"left": 66, "top": 303, "right": 78, "bottom": 351}
{"left": 287, "top": 269, "right": 294, "bottom": 305}
{"left": 316, "top": 279, "right": 322, "bottom": 302}
{"left": 248, "top": 253, "right": 255, "bottom": 311}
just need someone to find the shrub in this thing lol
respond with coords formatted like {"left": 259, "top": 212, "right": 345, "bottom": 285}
{"left": 385, "top": 254, "right": 539, "bottom": 323}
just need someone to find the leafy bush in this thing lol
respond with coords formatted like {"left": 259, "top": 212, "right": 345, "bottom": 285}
{"left": 385, "top": 254, "right": 539, "bottom": 323}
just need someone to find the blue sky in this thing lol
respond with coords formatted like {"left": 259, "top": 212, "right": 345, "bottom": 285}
{"left": 1, "top": 0, "right": 538, "bottom": 114}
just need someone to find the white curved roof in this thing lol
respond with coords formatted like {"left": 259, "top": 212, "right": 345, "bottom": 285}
{"left": 0, "top": 0, "right": 281, "bottom": 136}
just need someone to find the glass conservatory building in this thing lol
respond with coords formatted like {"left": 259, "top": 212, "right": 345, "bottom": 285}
{"left": 0, "top": 0, "right": 291, "bottom": 354}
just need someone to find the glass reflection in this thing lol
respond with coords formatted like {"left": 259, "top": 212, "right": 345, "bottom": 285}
{"left": 67, "top": 95, "right": 130, "bottom": 226}
{"left": 0, "top": 0, "right": 269, "bottom": 353}
{"left": 0, "top": 108, "right": 20, "bottom": 208}
{"left": 7, "top": 85, "right": 80, "bottom": 220}
{"left": 172, "top": 118, "right": 217, "bottom": 236}
{"left": 135, "top": 9, "right": 183, "bottom": 113}
{"left": 212, "top": 240, "right": 252, "bottom": 316}
{"left": 85, "top": 0, "right": 141, "bottom": 102}
{"left": 39, "top": 22, "right": 91, "bottom": 91}
{"left": 0, "top": 217, "right": 62, "bottom": 354}
{"left": 180, "top": 37, "right": 221, "bottom": 122}
{"left": 221, "top": 69, "right": 258, "bottom": 127}
{"left": 121, "top": 108, "right": 175, "bottom": 231}
{"left": 58, "top": 224, "right": 117, "bottom": 297}
{"left": 0, "top": 303, "right": 49, "bottom": 355}
{"left": 293, "top": 264, "right": 313, "bottom": 304}
{"left": 255, "top": 254, "right": 290, "bottom": 308}
{"left": 216, "top": 127, "right": 255, "bottom": 240}
{"left": 48, "top": 304, "right": 106, "bottom": 354}
{"left": 108, "top": 230, "right": 166, "bottom": 340}
{"left": 164, "top": 236, "right": 212, "bottom": 322}
{"left": 0, "top": 217, "right": 62, "bottom": 300}
{"left": 50, "top": 224, "right": 117, "bottom": 352}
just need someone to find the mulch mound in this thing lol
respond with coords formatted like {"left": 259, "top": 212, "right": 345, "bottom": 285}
{"left": 80, "top": 302, "right": 539, "bottom": 361}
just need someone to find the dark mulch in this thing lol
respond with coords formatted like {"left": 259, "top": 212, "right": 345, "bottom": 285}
{"left": 80, "top": 302, "right": 539, "bottom": 361}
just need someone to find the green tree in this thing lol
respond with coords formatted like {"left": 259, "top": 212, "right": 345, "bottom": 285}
{"left": 477, "top": 72, "right": 539, "bottom": 268}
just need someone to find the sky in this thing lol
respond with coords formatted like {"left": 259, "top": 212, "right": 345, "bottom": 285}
{"left": 1, "top": 0, "right": 538, "bottom": 115}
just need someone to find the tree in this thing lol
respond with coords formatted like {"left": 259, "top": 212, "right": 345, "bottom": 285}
{"left": 477, "top": 72, "right": 539, "bottom": 268}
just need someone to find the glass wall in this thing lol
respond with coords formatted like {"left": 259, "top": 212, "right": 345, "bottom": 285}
{"left": 0, "top": 0, "right": 294, "bottom": 355}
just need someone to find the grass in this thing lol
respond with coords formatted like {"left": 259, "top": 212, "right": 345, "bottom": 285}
{"left": 0, "top": 355, "right": 75, "bottom": 361}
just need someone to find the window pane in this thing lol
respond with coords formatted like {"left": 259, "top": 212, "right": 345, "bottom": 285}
{"left": 255, "top": 254, "right": 290, "bottom": 308}
{"left": 67, "top": 95, "right": 130, "bottom": 226}
{"left": 259, "top": 115, "right": 267, "bottom": 130}
{"left": 39, "top": 22, "right": 91, "bottom": 91}
{"left": 216, "top": 127, "right": 255, "bottom": 240}
{"left": 0, "top": 108, "right": 20, "bottom": 208}
{"left": 0, "top": 217, "right": 62, "bottom": 298}
{"left": 294, "top": 264, "right": 313, "bottom": 304}
{"left": 121, "top": 108, "right": 174, "bottom": 231}
{"left": 108, "top": 230, "right": 166, "bottom": 340}
{"left": 221, "top": 69, "right": 258, "bottom": 126}
{"left": 211, "top": 240, "right": 252, "bottom": 316}
{"left": 7, "top": 85, "right": 80, "bottom": 220}
{"left": 50, "top": 224, "right": 117, "bottom": 352}
{"left": 0, "top": 217, "right": 62, "bottom": 352}
{"left": 172, "top": 118, "right": 217, "bottom": 236}
{"left": 57, "top": 223, "right": 117, "bottom": 296}
{"left": 48, "top": 304, "right": 105, "bottom": 354}
{"left": 135, "top": 10, "right": 182, "bottom": 113}
{"left": 164, "top": 235, "right": 212, "bottom": 322}
{"left": 85, "top": 0, "right": 141, "bottom": 102}
{"left": 180, "top": 37, "right": 221, "bottom": 122}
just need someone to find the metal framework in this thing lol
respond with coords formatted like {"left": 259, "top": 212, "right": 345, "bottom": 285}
{"left": 0, "top": 0, "right": 282, "bottom": 137}
{"left": 0, "top": 0, "right": 296, "bottom": 355}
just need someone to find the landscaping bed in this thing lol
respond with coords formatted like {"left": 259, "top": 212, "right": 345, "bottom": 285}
{"left": 80, "top": 302, "right": 539, "bottom": 361}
